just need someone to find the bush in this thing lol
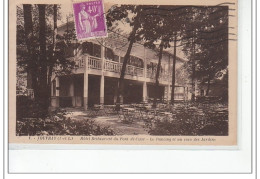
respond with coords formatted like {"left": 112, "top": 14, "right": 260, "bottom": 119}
{"left": 16, "top": 96, "right": 48, "bottom": 119}
{"left": 198, "top": 111, "right": 228, "bottom": 135}
{"left": 144, "top": 117, "right": 228, "bottom": 136}
{"left": 16, "top": 109, "right": 115, "bottom": 136}
{"left": 143, "top": 102, "right": 228, "bottom": 136}
{"left": 198, "top": 121, "right": 228, "bottom": 136}
{"left": 144, "top": 117, "right": 200, "bottom": 136}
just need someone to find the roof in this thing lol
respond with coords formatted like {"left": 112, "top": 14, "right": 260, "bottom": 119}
{"left": 58, "top": 21, "right": 186, "bottom": 63}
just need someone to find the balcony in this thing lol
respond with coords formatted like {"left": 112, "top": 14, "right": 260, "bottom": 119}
{"left": 73, "top": 55, "right": 170, "bottom": 84}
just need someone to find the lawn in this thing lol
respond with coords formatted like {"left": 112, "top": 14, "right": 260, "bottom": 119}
{"left": 16, "top": 100, "right": 228, "bottom": 136}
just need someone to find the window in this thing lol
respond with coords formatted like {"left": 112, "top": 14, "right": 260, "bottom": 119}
{"left": 120, "top": 56, "right": 124, "bottom": 63}
{"left": 114, "top": 55, "right": 120, "bottom": 62}
{"left": 105, "top": 47, "right": 114, "bottom": 60}
{"left": 82, "top": 42, "right": 101, "bottom": 58}
{"left": 93, "top": 44, "right": 101, "bottom": 58}
{"left": 82, "top": 42, "right": 93, "bottom": 55}
{"left": 128, "top": 56, "right": 144, "bottom": 68}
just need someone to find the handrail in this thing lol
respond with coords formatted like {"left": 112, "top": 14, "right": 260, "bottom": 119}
{"left": 73, "top": 55, "right": 169, "bottom": 82}
{"left": 104, "top": 60, "right": 144, "bottom": 77}
{"left": 88, "top": 56, "right": 102, "bottom": 70}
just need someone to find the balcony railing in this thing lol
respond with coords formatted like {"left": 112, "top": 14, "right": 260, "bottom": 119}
{"left": 104, "top": 60, "right": 121, "bottom": 73}
{"left": 146, "top": 69, "right": 156, "bottom": 79}
{"left": 74, "top": 56, "right": 85, "bottom": 68}
{"left": 88, "top": 56, "right": 102, "bottom": 70}
{"left": 74, "top": 55, "right": 169, "bottom": 82}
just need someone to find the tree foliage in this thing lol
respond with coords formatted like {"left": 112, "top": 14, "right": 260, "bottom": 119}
{"left": 181, "top": 6, "right": 229, "bottom": 96}
{"left": 107, "top": 5, "right": 145, "bottom": 106}
{"left": 17, "top": 4, "right": 75, "bottom": 115}
{"left": 107, "top": 5, "right": 229, "bottom": 103}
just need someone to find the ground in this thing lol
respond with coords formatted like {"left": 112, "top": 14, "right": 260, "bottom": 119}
{"left": 65, "top": 108, "right": 149, "bottom": 135}
{"left": 63, "top": 102, "right": 228, "bottom": 136}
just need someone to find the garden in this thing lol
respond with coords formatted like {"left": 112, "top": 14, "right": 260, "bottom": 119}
{"left": 16, "top": 96, "right": 228, "bottom": 136}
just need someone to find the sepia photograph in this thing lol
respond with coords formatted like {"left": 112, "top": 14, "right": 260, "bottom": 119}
{"left": 7, "top": 0, "right": 258, "bottom": 176}
{"left": 10, "top": 0, "right": 237, "bottom": 145}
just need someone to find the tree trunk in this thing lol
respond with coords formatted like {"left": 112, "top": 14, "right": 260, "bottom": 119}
{"left": 23, "top": 5, "right": 38, "bottom": 98}
{"left": 153, "top": 40, "right": 164, "bottom": 108}
{"left": 206, "top": 77, "right": 210, "bottom": 96}
{"left": 115, "top": 35, "right": 135, "bottom": 105}
{"left": 191, "top": 36, "right": 196, "bottom": 102}
{"left": 171, "top": 34, "right": 177, "bottom": 104}
{"left": 115, "top": 16, "right": 140, "bottom": 109}
{"left": 47, "top": 5, "right": 58, "bottom": 106}
{"left": 38, "top": 4, "right": 48, "bottom": 115}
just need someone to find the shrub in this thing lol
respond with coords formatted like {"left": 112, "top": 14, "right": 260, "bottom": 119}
{"left": 198, "top": 121, "right": 228, "bottom": 136}
{"left": 144, "top": 117, "right": 200, "bottom": 136}
{"left": 16, "top": 96, "right": 48, "bottom": 119}
{"left": 143, "top": 102, "right": 228, "bottom": 136}
{"left": 16, "top": 109, "right": 115, "bottom": 136}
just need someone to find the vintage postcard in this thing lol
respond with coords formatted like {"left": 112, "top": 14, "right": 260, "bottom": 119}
{"left": 9, "top": 0, "right": 237, "bottom": 146}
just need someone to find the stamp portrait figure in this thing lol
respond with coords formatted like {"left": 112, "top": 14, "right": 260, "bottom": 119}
{"left": 78, "top": 4, "right": 92, "bottom": 33}
{"left": 78, "top": 3, "right": 99, "bottom": 33}
{"left": 73, "top": 0, "right": 107, "bottom": 40}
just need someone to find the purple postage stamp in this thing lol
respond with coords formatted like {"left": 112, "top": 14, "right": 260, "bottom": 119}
{"left": 72, "top": 0, "right": 107, "bottom": 40}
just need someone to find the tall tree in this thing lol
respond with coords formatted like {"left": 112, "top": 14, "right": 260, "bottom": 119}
{"left": 38, "top": 4, "right": 48, "bottom": 113}
{"left": 181, "top": 7, "right": 205, "bottom": 101}
{"left": 17, "top": 4, "right": 75, "bottom": 116}
{"left": 163, "top": 6, "right": 188, "bottom": 104}
{"left": 116, "top": 12, "right": 140, "bottom": 105}
{"left": 153, "top": 40, "right": 165, "bottom": 107}
{"left": 107, "top": 5, "right": 144, "bottom": 108}
{"left": 181, "top": 6, "right": 229, "bottom": 99}
{"left": 140, "top": 6, "right": 187, "bottom": 107}
{"left": 47, "top": 4, "right": 58, "bottom": 105}
{"left": 22, "top": 5, "right": 38, "bottom": 97}
{"left": 171, "top": 33, "right": 177, "bottom": 104}
{"left": 195, "top": 6, "right": 228, "bottom": 95}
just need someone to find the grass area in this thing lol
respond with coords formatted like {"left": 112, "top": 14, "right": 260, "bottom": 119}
{"left": 66, "top": 102, "right": 228, "bottom": 136}
{"left": 16, "top": 95, "right": 228, "bottom": 136}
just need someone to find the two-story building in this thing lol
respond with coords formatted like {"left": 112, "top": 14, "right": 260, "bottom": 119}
{"left": 50, "top": 22, "right": 188, "bottom": 109}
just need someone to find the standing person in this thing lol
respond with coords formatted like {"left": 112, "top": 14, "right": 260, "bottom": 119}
{"left": 91, "top": 14, "right": 99, "bottom": 30}
{"left": 78, "top": 4, "right": 91, "bottom": 34}
{"left": 91, "top": 6, "right": 102, "bottom": 30}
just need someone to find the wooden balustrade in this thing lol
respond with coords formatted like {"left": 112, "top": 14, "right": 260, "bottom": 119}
{"left": 104, "top": 60, "right": 121, "bottom": 73}
{"left": 73, "top": 55, "right": 169, "bottom": 82}
{"left": 88, "top": 56, "right": 102, "bottom": 70}
{"left": 74, "top": 56, "right": 85, "bottom": 68}
{"left": 104, "top": 60, "right": 144, "bottom": 78}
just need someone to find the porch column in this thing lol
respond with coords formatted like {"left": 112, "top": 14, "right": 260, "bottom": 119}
{"left": 100, "top": 75, "right": 104, "bottom": 105}
{"left": 84, "top": 73, "right": 88, "bottom": 110}
{"left": 70, "top": 78, "right": 75, "bottom": 107}
{"left": 84, "top": 56, "right": 89, "bottom": 110}
{"left": 183, "top": 86, "right": 186, "bottom": 101}
{"left": 143, "top": 47, "right": 147, "bottom": 78}
{"left": 186, "top": 87, "right": 189, "bottom": 101}
{"left": 55, "top": 77, "right": 59, "bottom": 97}
{"left": 100, "top": 40, "right": 105, "bottom": 105}
{"left": 51, "top": 80, "right": 54, "bottom": 97}
{"left": 55, "top": 77, "right": 60, "bottom": 107}
{"left": 143, "top": 81, "right": 147, "bottom": 102}
{"left": 167, "top": 84, "right": 171, "bottom": 102}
